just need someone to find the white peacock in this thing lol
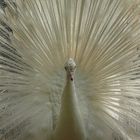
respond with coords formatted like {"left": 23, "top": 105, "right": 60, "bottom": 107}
{"left": 0, "top": 0, "right": 140, "bottom": 140}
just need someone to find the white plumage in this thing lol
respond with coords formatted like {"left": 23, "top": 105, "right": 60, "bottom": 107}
{"left": 0, "top": 0, "right": 140, "bottom": 140}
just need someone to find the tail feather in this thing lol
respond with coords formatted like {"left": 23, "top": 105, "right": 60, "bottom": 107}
{"left": 0, "top": 0, "right": 140, "bottom": 139}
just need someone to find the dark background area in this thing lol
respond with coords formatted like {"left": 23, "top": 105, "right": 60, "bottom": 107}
{"left": 0, "top": 0, "right": 6, "bottom": 9}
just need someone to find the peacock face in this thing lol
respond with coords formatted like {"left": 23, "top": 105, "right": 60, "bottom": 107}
{"left": 64, "top": 58, "right": 76, "bottom": 81}
{"left": 64, "top": 58, "right": 76, "bottom": 73}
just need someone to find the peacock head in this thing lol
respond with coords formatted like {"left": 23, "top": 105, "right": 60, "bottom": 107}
{"left": 64, "top": 58, "right": 76, "bottom": 81}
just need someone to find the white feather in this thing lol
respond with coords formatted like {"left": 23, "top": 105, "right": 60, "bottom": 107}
{"left": 0, "top": 0, "right": 140, "bottom": 140}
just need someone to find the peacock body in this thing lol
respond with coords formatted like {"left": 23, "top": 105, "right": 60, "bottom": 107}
{"left": 0, "top": 0, "right": 140, "bottom": 140}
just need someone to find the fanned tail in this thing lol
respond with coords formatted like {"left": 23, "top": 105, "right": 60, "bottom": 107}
{"left": 0, "top": 0, "right": 140, "bottom": 139}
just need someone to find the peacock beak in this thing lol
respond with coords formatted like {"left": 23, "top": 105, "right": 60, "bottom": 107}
{"left": 70, "top": 72, "right": 73, "bottom": 81}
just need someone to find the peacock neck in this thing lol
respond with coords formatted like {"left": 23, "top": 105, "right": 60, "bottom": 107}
{"left": 62, "top": 75, "right": 77, "bottom": 108}
{"left": 53, "top": 75, "right": 86, "bottom": 140}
